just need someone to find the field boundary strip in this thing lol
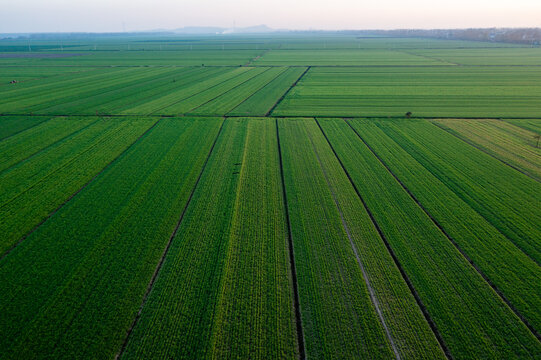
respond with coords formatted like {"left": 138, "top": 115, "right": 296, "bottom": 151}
{"left": 275, "top": 118, "right": 306, "bottom": 360}
{"left": 2, "top": 113, "right": 541, "bottom": 120}
{"left": 306, "top": 120, "right": 401, "bottom": 360}
{"left": 343, "top": 118, "right": 541, "bottom": 342}
{"left": 114, "top": 117, "right": 226, "bottom": 360}
{"left": 266, "top": 66, "right": 311, "bottom": 116}
{"left": 314, "top": 118, "right": 453, "bottom": 360}
{"left": 0, "top": 118, "right": 162, "bottom": 262}
{"left": 431, "top": 121, "right": 541, "bottom": 184}
{"left": 0, "top": 118, "right": 101, "bottom": 177}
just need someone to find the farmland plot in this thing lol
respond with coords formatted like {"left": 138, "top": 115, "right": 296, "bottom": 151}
{"left": 0, "top": 115, "right": 51, "bottom": 140}
{"left": 228, "top": 67, "right": 307, "bottom": 116}
{"left": 0, "top": 117, "right": 156, "bottom": 256}
{"left": 0, "top": 116, "right": 97, "bottom": 172}
{"left": 272, "top": 66, "right": 541, "bottom": 117}
{"left": 318, "top": 118, "right": 541, "bottom": 359}
{"left": 280, "top": 118, "right": 445, "bottom": 359}
{"left": 346, "top": 118, "right": 541, "bottom": 335}
{"left": 121, "top": 118, "right": 299, "bottom": 359}
{"left": 379, "top": 120, "right": 541, "bottom": 264}
{"left": 254, "top": 49, "right": 449, "bottom": 66}
{"left": 0, "top": 67, "right": 132, "bottom": 112}
{"left": 159, "top": 67, "right": 268, "bottom": 115}
{"left": 0, "top": 118, "right": 222, "bottom": 359}
{"left": 189, "top": 67, "right": 285, "bottom": 115}
{"left": 409, "top": 48, "right": 541, "bottom": 65}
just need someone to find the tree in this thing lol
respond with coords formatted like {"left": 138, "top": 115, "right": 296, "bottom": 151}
{"left": 405, "top": 112, "right": 412, "bottom": 118}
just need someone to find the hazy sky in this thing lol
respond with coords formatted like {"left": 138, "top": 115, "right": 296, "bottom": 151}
{"left": 2, "top": 0, "right": 541, "bottom": 33}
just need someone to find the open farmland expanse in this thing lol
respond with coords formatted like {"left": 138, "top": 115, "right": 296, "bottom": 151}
{"left": 0, "top": 34, "right": 540, "bottom": 359}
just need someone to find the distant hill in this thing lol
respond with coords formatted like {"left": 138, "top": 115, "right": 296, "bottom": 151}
{"left": 173, "top": 25, "right": 275, "bottom": 35}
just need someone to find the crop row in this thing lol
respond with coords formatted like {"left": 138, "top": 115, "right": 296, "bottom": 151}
{"left": 318, "top": 118, "right": 541, "bottom": 358}
{"left": 0, "top": 117, "right": 223, "bottom": 359}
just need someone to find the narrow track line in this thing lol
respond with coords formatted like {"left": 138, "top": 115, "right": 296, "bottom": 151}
{"left": 275, "top": 119, "right": 306, "bottom": 360}
{"left": 114, "top": 117, "right": 226, "bottom": 360}
{"left": 2, "top": 113, "right": 539, "bottom": 120}
{"left": 431, "top": 121, "right": 541, "bottom": 184}
{"left": 317, "top": 118, "right": 453, "bottom": 359}
{"left": 345, "top": 118, "right": 541, "bottom": 342}
{"left": 0, "top": 118, "right": 162, "bottom": 262}
{"left": 308, "top": 119, "right": 401, "bottom": 360}
{"left": 266, "top": 66, "right": 311, "bottom": 117}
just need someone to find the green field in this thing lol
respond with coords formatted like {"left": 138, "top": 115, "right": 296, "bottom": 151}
{"left": 1, "top": 34, "right": 540, "bottom": 359}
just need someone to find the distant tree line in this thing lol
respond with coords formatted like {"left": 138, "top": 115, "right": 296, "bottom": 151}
{"left": 350, "top": 28, "right": 541, "bottom": 46}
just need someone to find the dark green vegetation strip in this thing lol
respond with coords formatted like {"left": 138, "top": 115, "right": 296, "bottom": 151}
{"left": 276, "top": 118, "right": 306, "bottom": 360}
{"left": 318, "top": 118, "right": 541, "bottom": 358}
{"left": 0, "top": 117, "right": 222, "bottom": 359}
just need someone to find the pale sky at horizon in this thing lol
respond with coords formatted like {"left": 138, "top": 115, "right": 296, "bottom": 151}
{"left": 2, "top": 0, "right": 541, "bottom": 33}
